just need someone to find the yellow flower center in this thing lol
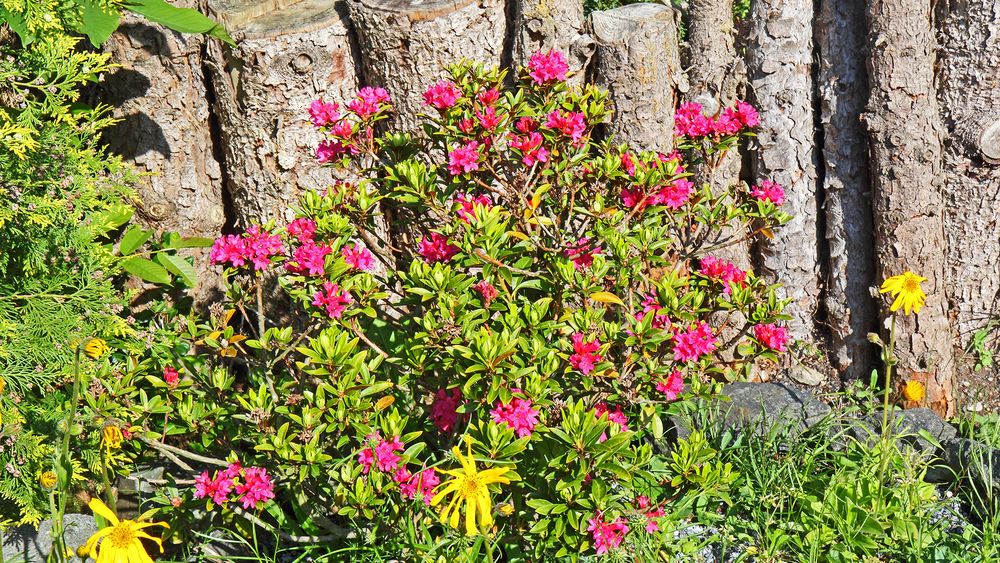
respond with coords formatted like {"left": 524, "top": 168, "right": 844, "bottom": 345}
{"left": 107, "top": 522, "right": 137, "bottom": 548}
{"left": 902, "top": 276, "right": 920, "bottom": 294}
{"left": 458, "top": 474, "right": 483, "bottom": 498}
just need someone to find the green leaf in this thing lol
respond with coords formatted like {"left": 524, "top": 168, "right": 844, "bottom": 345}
{"left": 75, "top": 0, "right": 122, "bottom": 45}
{"left": 124, "top": 0, "right": 235, "bottom": 46}
{"left": 157, "top": 253, "right": 197, "bottom": 287}
{"left": 0, "top": 7, "right": 33, "bottom": 45}
{"left": 119, "top": 225, "right": 153, "bottom": 255}
{"left": 121, "top": 257, "right": 171, "bottom": 285}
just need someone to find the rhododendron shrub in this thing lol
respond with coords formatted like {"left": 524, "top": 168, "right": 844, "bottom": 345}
{"left": 139, "top": 54, "right": 790, "bottom": 559}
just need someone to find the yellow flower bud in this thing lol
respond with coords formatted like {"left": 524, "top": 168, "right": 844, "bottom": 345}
{"left": 102, "top": 425, "right": 123, "bottom": 451}
{"left": 76, "top": 544, "right": 90, "bottom": 559}
{"left": 902, "top": 380, "right": 926, "bottom": 403}
{"left": 83, "top": 338, "right": 108, "bottom": 359}
{"left": 39, "top": 470, "right": 57, "bottom": 490}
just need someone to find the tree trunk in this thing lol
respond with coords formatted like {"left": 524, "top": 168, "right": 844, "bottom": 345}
{"left": 347, "top": 0, "right": 507, "bottom": 131}
{"left": 98, "top": 7, "right": 226, "bottom": 302}
{"left": 747, "top": 0, "right": 821, "bottom": 347}
{"left": 815, "top": 0, "right": 875, "bottom": 380}
{"left": 937, "top": 0, "right": 1000, "bottom": 383}
{"left": 865, "top": 0, "right": 955, "bottom": 417}
{"left": 204, "top": 0, "right": 360, "bottom": 227}
{"left": 512, "top": 0, "right": 593, "bottom": 82}
{"left": 590, "top": 3, "right": 681, "bottom": 153}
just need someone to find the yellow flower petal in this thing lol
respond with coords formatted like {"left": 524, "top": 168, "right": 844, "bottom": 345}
{"left": 88, "top": 498, "right": 120, "bottom": 526}
{"left": 465, "top": 496, "right": 477, "bottom": 535}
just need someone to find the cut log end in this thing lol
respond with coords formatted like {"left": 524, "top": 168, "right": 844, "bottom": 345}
{"left": 208, "top": 0, "right": 343, "bottom": 37}
{"left": 590, "top": 3, "right": 674, "bottom": 43}
{"left": 352, "top": 0, "right": 479, "bottom": 21}
{"left": 980, "top": 118, "right": 1000, "bottom": 163}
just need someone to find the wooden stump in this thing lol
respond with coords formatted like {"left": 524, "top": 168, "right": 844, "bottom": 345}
{"left": 347, "top": 0, "right": 507, "bottom": 131}
{"left": 590, "top": 3, "right": 681, "bottom": 153}
{"left": 512, "top": 0, "right": 593, "bottom": 83}
{"left": 205, "top": 0, "right": 360, "bottom": 226}
{"left": 98, "top": 7, "right": 225, "bottom": 302}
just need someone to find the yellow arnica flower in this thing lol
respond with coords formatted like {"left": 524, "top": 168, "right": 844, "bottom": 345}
{"left": 902, "top": 380, "right": 926, "bottom": 403}
{"left": 85, "top": 498, "right": 168, "bottom": 563}
{"left": 879, "top": 271, "right": 927, "bottom": 315}
{"left": 83, "top": 338, "right": 109, "bottom": 359}
{"left": 102, "top": 426, "right": 124, "bottom": 451}
{"left": 431, "top": 444, "right": 512, "bottom": 536}
{"left": 39, "top": 471, "right": 57, "bottom": 490}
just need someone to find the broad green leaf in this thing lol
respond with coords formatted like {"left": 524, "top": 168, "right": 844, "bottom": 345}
{"left": 75, "top": 0, "right": 122, "bottom": 45}
{"left": 119, "top": 225, "right": 153, "bottom": 255}
{"left": 157, "top": 253, "right": 197, "bottom": 287}
{"left": 125, "top": 0, "right": 235, "bottom": 46}
{"left": 121, "top": 257, "right": 171, "bottom": 285}
{"left": 0, "top": 7, "right": 33, "bottom": 45}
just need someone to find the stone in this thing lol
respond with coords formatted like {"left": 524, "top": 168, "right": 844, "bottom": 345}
{"left": 717, "top": 382, "right": 831, "bottom": 437}
{"left": 2, "top": 514, "right": 96, "bottom": 563}
{"left": 943, "top": 438, "right": 1000, "bottom": 511}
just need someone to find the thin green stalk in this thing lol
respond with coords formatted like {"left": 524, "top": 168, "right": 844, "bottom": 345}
{"left": 48, "top": 343, "right": 84, "bottom": 563}
{"left": 878, "top": 314, "right": 898, "bottom": 511}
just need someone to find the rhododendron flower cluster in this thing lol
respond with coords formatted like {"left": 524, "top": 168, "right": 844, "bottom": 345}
{"left": 545, "top": 110, "right": 587, "bottom": 144}
{"left": 587, "top": 512, "right": 629, "bottom": 555}
{"left": 210, "top": 225, "right": 283, "bottom": 271}
{"left": 430, "top": 388, "right": 464, "bottom": 433}
{"left": 510, "top": 130, "right": 549, "bottom": 166}
{"left": 348, "top": 86, "right": 391, "bottom": 120}
{"left": 675, "top": 100, "right": 760, "bottom": 138}
{"left": 312, "top": 282, "right": 352, "bottom": 319}
{"left": 563, "top": 238, "right": 601, "bottom": 270}
{"left": 163, "top": 366, "right": 179, "bottom": 387}
{"left": 593, "top": 402, "right": 628, "bottom": 442}
{"left": 569, "top": 333, "right": 602, "bottom": 375}
{"left": 455, "top": 193, "right": 490, "bottom": 222}
{"left": 423, "top": 80, "right": 462, "bottom": 110}
{"left": 656, "top": 370, "right": 684, "bottom": 401}
{"left": 473, "top": 280, "right": 499, "bottom": 305}
{"left": 287, "top": 218, "right": 317, "bottom": 242}
{"left": 672, "top": 322, "right": 718, "bottom": 362}
{"left": 341, "top": 243, "right": 374, "bottom": 271}
{"left": 395, "top": 466, "right": 440, "bottom": 505}
{"left": 448, "top": 141, "right": 481, "bottom": 175}
{"left": 635, "top": 293, "right": 670, "bottom": 329}
{"left": 309, "top": 99, "right": 340, "bottom": 127}
{"left": 751, "top": 179, "right": 786, "bottom": 205}
{"left": 286, "top": 241, "right": 331, "bottom": 276}
{"left": 491, "top": 397, "right": 539, "bottom": 437}
{"left": 194, "top": 463, "right": 274, "bottom": 509}
{"left": 527, "top": 49, "right": 569, "bottom": 85}
{"left": 418, "top": 233, "right": 460, "bottom": 263}
{"left": 358, "top": 433, "right": 405, "bottom": 474}
{"left": 699, "top": 256, "right": 748, "bottom": 294}
{"left": 754, "top": 323, "right": 790, "bottom": 352}
{"left": 636, "top": 496, "right": 665, "bottom": 533}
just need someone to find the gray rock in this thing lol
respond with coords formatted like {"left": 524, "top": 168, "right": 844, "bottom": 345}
{"left": 3, "top": 514, "right": 96, "bottom": 563}
{"left": 852, "top": 408, "right": 958, "bottom": 453}
{"left": 717, "top": 382, "right": 831, "bottom": 437}
{"left": 943, "top": 438, "right": 1000, "bottom": 512}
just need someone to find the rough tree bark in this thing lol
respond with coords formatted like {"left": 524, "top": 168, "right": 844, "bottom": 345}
{"left": 98, "top": 7, "right": 225, "bottom": 301}
{"left": 347, "top": 0, "right": 507, "bottom": 131}
{"left": 512, "top": 0, "right": 594, "bottom": 81}
{"left": 590, "top": 3, "right": 681, "bottom": 153}
{"left": 815, "top": 0, "right": 875, "bottom": 380}
{"left": 747, "top": 0, "right": 821, "bottom": 347}
{"left": 937, "top": 0, "right": 1000, "bottom": 379}
{"left": 865, "top": 0, "right": 955, "bottom": 417}
{"left": 204, "top": 0, "right": 360, "bottom": 227}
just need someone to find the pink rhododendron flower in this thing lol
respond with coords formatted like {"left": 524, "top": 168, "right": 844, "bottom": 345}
{"left": 456, "top": 193, "right": 491, "bottom": 222}
{"left": 593, "top": 403, "right": 628, "bottom": 443}
{"left": 287, "top": 218, "right": 316, "bottom": 242}
{"left": 656, "top": 370, "right": 684, "bottom": 401}
{"left": 635, "top": 293, "right": 670, "bottom": 329}
{"left": 220, "top": 462, "right": 242, "bottom": 482}
{"left": 734, "top": 100, "right": 760, "bottom": 127}
{"left": 342, "top": 243, "right": 374, "bottom": 271}
{"left": 478, "top": 88, "right": 501, "bottom": 105}
{"left": 570, "top": 332, "right": 602, "bottom": 375}
{"left": 674, "top": 102, "right": 715, "bottom": 137}
{"left": 473, "top": 280, "right": 499, "bottom": 305}
{"left": 491, "top": 397, "right": 539, "bottom": 437}
{"left": 330, "top": 121, "right": 354, "bottom": 139}
{"left": 476, "top": 106, "right": 503, "bottom": 131}
{"left": 673, "top": 322, "right": 718, "bottom": 362}
{"left": 621, "top": 152, "right": 637, "bottom": 176}
{"left": 194, "top": 470, "right": 233, "bottom": 505}
{"left": 754, "top": 323, "right": 790, "bottom": 352}
{"left": 587, "top": 512, "right": 629, "bottom": 555}
{"left": 211, "top": 226, "right": 282, "bottom": 271}
{"left": 621, "top": 186, "right": 645, "bottom": 209}
{"left": 431, "top": 388, "right": 464, "bottom": 433}
{"left": 527, "top": 49, "right": 569, "bottom": 85}
{"left": 397, "top": 467, "right": 440, "bottom": 505}
{"left": 563, "top": 237, "right": 601, "bottom": 270}
{"left": 545, "top": 110, "right": 587, "bottom": 143}
{"left": 312, "top": 282, "right": 353, "bottom": 319}
{"left": 375, "top": 435, "right": 404, "bottom": 473}
{"left": 751, "top": 179, "right": 785, "bottom": 205}
{"left": 515, "top": 116, "right": 538, "bottom": 133}
{"left": 236, "top": 467, "right": 275, "bottom": 510}
{"left": 510, "top": 132, "right": 549, "bottom": 166}
{"left": 699, "top": 256, "right": 748, "bottom": 294}
{"left": 163, "top": 366, "right": 179, "bottom": 387}
{"left": 348, "top": 86, "right": 391, "bottom": 120}
{"left": 316, "top": 139, "right": 347, "bottom": 163}
{"left": 650, "top": 178, "right": 694, "bottom": 209}
{"left": 713, "top": 110, "right": 742, "bottom": 135}
{"left": 457, "top": 118, "right": 475, "bottom": 133}
{"left": 448, "top": 141, "right": 481, "bottom": 175}
{"left": 636, "top": 497, "right": 664, "bottom": 533}
{"left": 209, "top": 235, "right": 247, "bottom": 268}
{"left": 423, "top": 80, "right": 462, "bottom": 109}
{"left": 417, "top": 233, "right": 460, "bottom": 263}
{"left": 358, "top": 447, "right": 375, "bottom": 474}
{"left": 308, "top": 99, "right": 340, "bottom": 127}
{"left": 286, "top": 241, "right": 331, "bottom": 276}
